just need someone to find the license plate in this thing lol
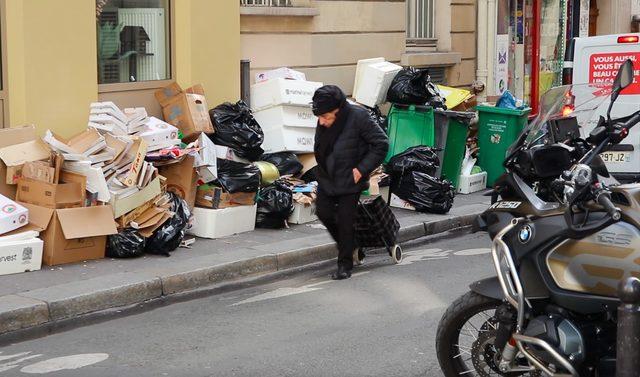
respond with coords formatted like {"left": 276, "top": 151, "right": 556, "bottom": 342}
{"left": 600, "top": 152, "right": 631, "bottom": 163}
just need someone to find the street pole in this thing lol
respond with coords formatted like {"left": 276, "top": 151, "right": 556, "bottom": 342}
{"left": 241, "top": 59, "right": 251, "bottom": 104}
{"left": 616, "top": 276, "right": 640, "bottom": 377}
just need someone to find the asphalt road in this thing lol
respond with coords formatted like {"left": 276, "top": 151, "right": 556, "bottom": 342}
{"left": 0, "top": 231, "right": 493, "bottom": 377}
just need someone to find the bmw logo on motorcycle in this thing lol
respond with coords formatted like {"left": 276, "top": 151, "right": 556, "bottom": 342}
{"left": 518, "top": 224, "right": 533, "bottom": 243}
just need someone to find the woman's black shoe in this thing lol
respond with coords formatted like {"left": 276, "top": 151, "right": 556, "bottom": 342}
{"left": 331, "top": 266, "right": 352, "bottom": 280}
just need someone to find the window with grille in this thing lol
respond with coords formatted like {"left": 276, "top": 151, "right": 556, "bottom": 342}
{"left": 406, "top": 0, "right": 436, "bottom": 45}
{"left": 240, "top": 0, "right": 292, "bottom": 6}
{"left": 96, "top": 0, "right": 171, "bottom": 84}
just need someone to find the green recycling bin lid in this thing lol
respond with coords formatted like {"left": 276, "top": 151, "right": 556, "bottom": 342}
{"left": 475, "top": 105, "right": 531, "bottom": 116}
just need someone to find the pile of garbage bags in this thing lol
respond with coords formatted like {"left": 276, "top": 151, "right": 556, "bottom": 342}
{"left": 387, "top": 146, "right": 455, "bottom": 214}
{"left": 256, "top": 180, "right": 294, "bottom": 229}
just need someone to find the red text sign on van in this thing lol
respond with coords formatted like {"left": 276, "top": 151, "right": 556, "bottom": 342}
{"left": 589, "top": 52, "right": 640, "bottom": 94}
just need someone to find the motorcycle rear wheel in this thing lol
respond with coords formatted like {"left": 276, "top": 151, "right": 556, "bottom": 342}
{"left": 436, "top": 291, "right": 538, "bottom": 376}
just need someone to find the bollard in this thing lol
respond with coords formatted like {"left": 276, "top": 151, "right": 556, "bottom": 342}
{"left": 240, "top": 59, "right": 251, "bottom": 104}
{"left": 616, "top": 277, "right": 640, "bottom": 377}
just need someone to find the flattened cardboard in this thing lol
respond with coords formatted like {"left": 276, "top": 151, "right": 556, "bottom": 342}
{"left": 0, "top": 140, "right": 51, "bottom": 185}
{"left": 22, "top": 161, "right": 55, "bottom": 184}
{"left": 196, "top": 186, "right": 256, "bottom": 209}
{"left": 115, "top": 194, "right": 160, "bottom": 228}
{"left": 121, "top": 137, "right": 148, "bottom": 187}
{"left": 110, "top": 176, "right": 161, "bottom": 218}
{"left": 16, "top": 178, "right": 84, "bottom": 209}
{"left": 66, "top": 128, "right": 104, "bottom": 155}
{"left": 158, "top": 156, "right": 198, "bottom": 209}
{"left": 40, "top": 205, "right": 117, "bottom": 266}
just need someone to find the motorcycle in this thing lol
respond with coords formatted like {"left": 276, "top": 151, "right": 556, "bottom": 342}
{"left": 435, "top": 60, "right": 640, "bottom": 376}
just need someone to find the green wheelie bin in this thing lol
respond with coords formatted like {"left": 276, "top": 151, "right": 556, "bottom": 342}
{"left": 434, "top": 110, "right": 475, "bottom": 189}
{"left": 476, "top": 105, "right": 531, "bottom": 187}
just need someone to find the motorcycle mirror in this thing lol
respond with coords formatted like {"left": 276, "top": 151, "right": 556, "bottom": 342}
{"left": 608, "top": 60, "right": 635, "bottom": 120}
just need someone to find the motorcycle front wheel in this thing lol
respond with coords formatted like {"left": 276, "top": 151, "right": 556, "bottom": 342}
{"left": 436, "top": 291, "right": 538, "bottom": 376}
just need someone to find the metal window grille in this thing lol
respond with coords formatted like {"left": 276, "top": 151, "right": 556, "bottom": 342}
{"left": 240, "top": 0, "right": 292, "bottom": 6}
{"left": 406, "top": 0, "right": 435, "bottom": 40}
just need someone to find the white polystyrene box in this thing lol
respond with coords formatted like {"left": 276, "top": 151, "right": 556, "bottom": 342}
{"left": 288, "top": 203, "right": 318, "bottom": 224}
{"left": 353, "top": 59, "right": 402, "bottom": 108}
{"left": 255, "top": 68, "right": 306, "bottom": 83}
{"left": 0, "top": 237, "right": 43, "bottom": 276}
{"left": 261, "top": 126, "right": 316, "bottom": 153}
{"left": 253, "top": 105, "right": 317, "bottom": 131}
{"left": 251, "top": 79, "right": 323, "bottom": 112}
{"left": 457, "top": 172, "right": 488, "bottom": 194}
{"left": 188, "top": 205, "right": 257, "bottom": 239}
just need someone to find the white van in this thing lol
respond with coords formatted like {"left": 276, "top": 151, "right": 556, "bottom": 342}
{"left": 564, "top": 33, "right": 640, "bottom": 182}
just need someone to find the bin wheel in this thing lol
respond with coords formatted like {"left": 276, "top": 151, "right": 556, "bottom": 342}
{"left": 354, "top": 248, "right": 366, "bottom": 266}
{"left": 391, "top": 245, "right": 403, "bottom": 264}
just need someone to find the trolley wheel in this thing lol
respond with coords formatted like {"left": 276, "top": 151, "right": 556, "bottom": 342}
{"left": 354, "top": 248, "right": 366, "bottom": 266}
{"left": 391, "top": 245, "right": 403, "bottom": 264}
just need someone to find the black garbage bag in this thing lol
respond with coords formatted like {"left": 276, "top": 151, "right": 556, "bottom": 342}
{"left": 300, "top": 165, "right": 318, "bottom": 183}
{"left": 365, "top": 105, "right": 388, "bottom": 132}
{"left": 394, "top": 171, "right": 455, "bottom": 214}
{"left": 425, "top": 81, "right": 447, "bottom": 109}
{"left": 255, "top": 181, "right": 294, "bottom": 229}
{"left": 106, "top": 229, "right": 145, "bottom": 258}
{"left": 215, "top": 159, "right": 261, "bottom": 193}
{"left": 145, "top": 193, "right": 192, "bottom": 256}
{"left": 387, "top": 67, "right": 431, "bottom": 105}
{"left": 209, "top": 101, "right": 264, "bottom": 161}
{"left": 386, "top": 146, "right": 440, "bottom": 177}
{"left": 260, "top": 152, "right": 303, "bottom": 176}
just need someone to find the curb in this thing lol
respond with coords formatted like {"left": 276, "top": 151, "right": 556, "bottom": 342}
{"left": 0, "top": 211, "right": 481, "bottom": 337}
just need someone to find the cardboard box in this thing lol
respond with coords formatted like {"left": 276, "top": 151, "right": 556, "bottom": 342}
{"left": 250, "top": 78, "right": 323, "bottom": 112}
{"left": 138, "top": 117, "right": 181, "bottom": 149}
{"left": 188, "top": 205, "right": 257, "bottom": 239}
{"left": 0, "top": 139, "right": 52, "bottom": 185}
{"left": 16, "top": 178, "right": 84, "bottom": 209}
{"left": 0, "top": 194, "right": 29, "bottom": 235}
{"left": 196, "top": 186, "right": 256, "bottom": 209}
{"left": 0, "top": 125, "right": 37, "bottom": 198}
{"left": 255, "top": 67, "right": 306, "bottom": 83}
{"left": 297, "top": 153, "right": 317, "bottom": 175}
{"left": 353, "top": 58, "right": 402, "bottom": 107}
{"left": 20, "top": 202, "right": 117, "bottom": 266}
{"left": 194, "top": 133, "right": 218, "bottom": 183}
{"left": 155, "top": 83, "right": 214, "bottom": 142}
{"left": 110, "top": 176, "right": 162, "bottom": 218}
{"left": 389, "top": 193, "right": 416, "bottom": 211}
{"left": 288, "top": 202, "right": 317, "bottom": 224}
{"left": 457, "top": 171, "right": 488, "bottom": 194}
{"left": 158, "top": 155, "right": 198, "bottom": 209}
{"left": 0, "top": 235, "right": 43, "bottom": 276}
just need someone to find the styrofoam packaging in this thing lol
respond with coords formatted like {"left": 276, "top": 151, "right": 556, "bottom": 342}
{"left": 288, "top": 203, "right": 318, "bottom": 224}
{"left": 188, "top": 205, "right": 257, "bottom": 239}
{"left": 262, "top": 126, "right": 315, "bottom": 153}
{"left": 457, "top": 171, "right": 488, "bottom": 194}
{"left": 253, "top": 105, "right": 317, "bottom": 131}
{"left": 0, "top": 237, "right": 43, "bottom": 276}
{"left": 255, "top": 67, "right": 306, "bottom": 83}
{"left": 353, "top": 59, "right": 403, "bottom": 108}
{"left": 251, "top": 79, "right": 323, "bottom": 112}
{"left": 0, "top": 194, "right": 29, "bottom": 235}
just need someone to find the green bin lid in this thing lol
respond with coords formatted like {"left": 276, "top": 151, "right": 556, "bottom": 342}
{"left": 475, "top": 105, "right": 531, "bottom": 116}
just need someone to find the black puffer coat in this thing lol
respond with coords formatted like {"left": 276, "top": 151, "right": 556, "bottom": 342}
{"left": 314, "top": 103, "right": 389, "bottom": 196}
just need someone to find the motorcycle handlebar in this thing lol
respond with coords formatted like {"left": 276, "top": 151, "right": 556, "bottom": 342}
{"left": 597, "top": 192, "right": 621, "bottom": 221}
{"left": 622, "top": 110, "right": 640, "bottom": 131}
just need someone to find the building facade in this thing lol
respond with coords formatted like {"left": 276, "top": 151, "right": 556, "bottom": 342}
{"left": 240, "top": 0, "right": 478, "bottom": 94}
{"left": 1, "top": 0, "right": 241, "bottom": 137}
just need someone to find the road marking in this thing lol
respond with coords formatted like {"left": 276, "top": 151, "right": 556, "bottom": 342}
{"left": 231, "top": 271, "right": 371, "bottom": 306}
{"left": 20, "top": 354, "right": 109, "bottom": 374}
{"left": 0, "top": 353, "right": 42, "bottom": 373}
{"left": 395, "top": 248, "right": 450, "bottom": 266}
{"left": 454, "top": 248, "right": 491, "bottom": 256}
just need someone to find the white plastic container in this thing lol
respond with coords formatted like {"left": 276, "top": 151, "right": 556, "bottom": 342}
{"left": 255, "top": 67, "right": 306, "bottom": 83}
{"left": 288, "top": 203, "right": 318, "bottom": 224}
{"left": 188, "top": 205, "right": 257, "bottom": 239}
{"left": 457, "top": 172, "right": 488, "bottom": 194}
{"left": 251, "top": 78, "right": 323, "bottom": 112}
{"left": 353, "top": 58, "right": 402, "bottom": 108}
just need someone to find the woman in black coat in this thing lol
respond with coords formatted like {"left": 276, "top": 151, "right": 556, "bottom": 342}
{"left": 312, "top": 85, "right": 389, "bottom": 280}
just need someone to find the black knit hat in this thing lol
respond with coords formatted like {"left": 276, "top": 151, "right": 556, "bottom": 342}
{"left": 311, "top": 85, "right": 347, "bottom": 116}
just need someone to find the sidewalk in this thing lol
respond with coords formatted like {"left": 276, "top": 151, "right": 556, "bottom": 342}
{"left": 0, "top": 192, "right": 490, "bottom": 336}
